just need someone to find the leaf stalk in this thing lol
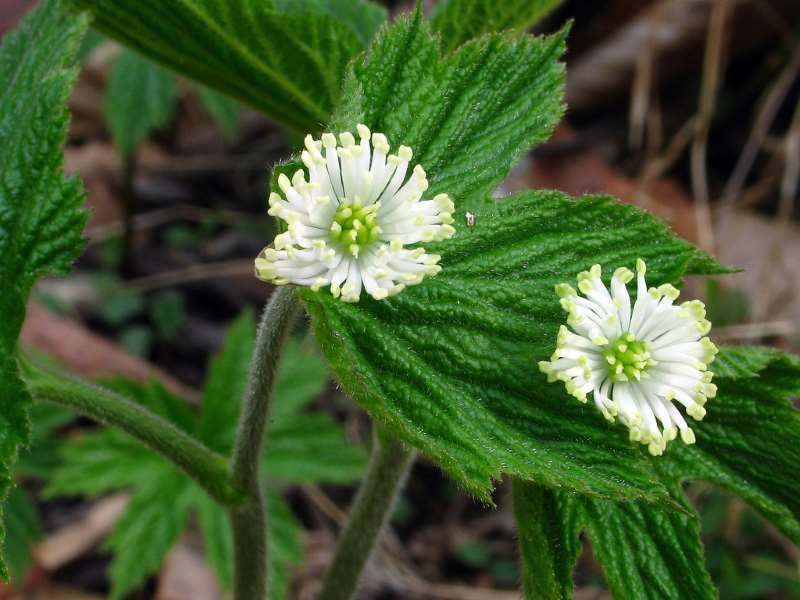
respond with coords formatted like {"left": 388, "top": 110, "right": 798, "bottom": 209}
{"left": 25, "top": 364, "right": 242, "bottom": 506}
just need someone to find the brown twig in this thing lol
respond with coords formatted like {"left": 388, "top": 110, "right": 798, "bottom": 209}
{"left": 691, "top": 0, "right": 733, "bottom": 252}
{"left": 85, "top": 203, "right": 253, "bottom": 243}
{"left": 712, "top": 321, "right": 796, "bottom": 342}
{"left": 119, "top": 259, "right": 253, "bottom": 294}
{"left": 21, "top": 302, "right": 199, "bottom": 402}
{"left": 302, "top": 485, "right": 349, "bottom": 527}
{"left": 750, "top": 104, "right": 800, "bottom": 322}
{"left": 778, "top": 97, "right": 800, "bottom": 222}
{"left": 628, "top": 3, "right": 665, "bottom": 151}
{"left": 720, "top": 43, "right": 800, "bottom": 207}
{"left": 636, "top": 116, "right": 696, "bottom": 205}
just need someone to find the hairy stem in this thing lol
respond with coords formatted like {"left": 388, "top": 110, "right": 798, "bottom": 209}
{"left": 318, "top": 431, "right": 415, "bottom": 600}
{"left": 26, "top": 364, "right": 242, "bottom": 506}
{"left": 230, "top": 287, "right": 300, "bottom": 600}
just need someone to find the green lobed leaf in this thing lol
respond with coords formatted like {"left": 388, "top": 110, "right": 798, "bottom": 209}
{"left": 14, "top": 403, "right": 74, "bottom": 478}
{"left": 195, "top": 84, "right": 241, "bottom": 137}
{"left": 270, "top": 339, "right": 330, "bottom": 418}
{"left": 106, "top": 378, "right": 196, "bottom": 433}
{"left": 431, "top": 0, "right": 563, "bottom": 52}
{"left": 104, "top": 48, "right": 178, "bottom": 156}
{"left": 303, "top": 190, "right": 724, "bottom": 502}
{"left": 513, "top": 346, "right": 800, "bottom": 599}
{"left": 1, "top": 486, "right": 43, "bottom": 583}
{"left": 105, "top": 468, "right": 195, "bottom": 599}
{"left": 0, "top": 0, "right": 88, "bottom": 577}
{"left": 274, "top": 0, "right": 387, "bottom": 47}
{"left": 198, "top": 310, "right": 256, "bottom": 453}
{"left": 512, "top": 481, "right": 579, "bottom": 599}
{"left": 335, "top": 13, "right": 566, "bottom": 210}
{"left": 46, "top": 429, "right": 167, "bottom": 498}
{"left": 48, "top": 314, "right": 363, "bottom": 596}
{"left": 2, "top": 404, "right": 74, "bottom": 582}
{"left": 195, "top": 490, "right": 234, "bottom": 589}
{"left": 70, "top": 0, "right": 371, "bottom": 132}
{"left": 266, "top": 413, "right": 366, "bottom": 483}
{"left": 513, "top": 479, "right": 715, "bottom": 600}
{"left": 47, "top": 416, "right": 194, "bottom": 598}
{"left": 660, "top": 347, "right": 800, "bottom": 543}
{"left": 705, "top": 344, "right": 780, "bottom": 379}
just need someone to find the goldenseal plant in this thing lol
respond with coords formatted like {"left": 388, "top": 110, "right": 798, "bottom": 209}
{"left": 255, "top": 125, "right": 456, "bottom": 302}
{"left": 538, "top": 259, "right": 719, "bottom": 456}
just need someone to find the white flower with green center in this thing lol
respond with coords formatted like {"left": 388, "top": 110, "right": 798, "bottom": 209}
{"left": 255, "top": 124, "right": 456, "bottom": 302}
{"left": 538, "top": 259, "right": 719, "bottom": 456}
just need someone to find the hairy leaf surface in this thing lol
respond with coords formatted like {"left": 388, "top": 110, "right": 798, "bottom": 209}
{"left": 69, "top": 0, "right": 377, "bottom": 131}
{"left": 274, "top": 0, "right": 387, "bottom": 46}
{"left": 14, "top": 403, "right": 74, "bottom": 479}
{"left": 513, "top": 479, "right": 714, "bottom": 600}
{"left": 304, "top": 190, "right": 722, "bottom": 501}
{"left": 662, "top": 347, "right": 800, "bottom": 542}
{"left": 336, "top": 14, "right": 566, "bottom": 208}
{"left": 0, "top": 0, "right": 87, "bottom": 576}
{"left": 513, "top": 346, "right": 800, "bottom": 598}
{"left": 1, "top": 487, "right": 43, "bottom": 583}
{"left": 512, "top": 481, "right": 579, "bottom": 599}
{"left": 1, "top": 402, "right": 74, "bottom": 581}
{"left": 104, "top": 48, "right": 177, "bottom": 156}
{"left": 431, "top": 0, "right": 562, "bottom": 52}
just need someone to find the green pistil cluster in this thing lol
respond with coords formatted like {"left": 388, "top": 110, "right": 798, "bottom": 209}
{"left": 602, "top": 332, "right": 655, "bottom": 382}
{"left": 329, "top": 200, "right": 381, "bottom": 257}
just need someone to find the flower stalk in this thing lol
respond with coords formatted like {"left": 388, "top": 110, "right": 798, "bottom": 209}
{"left": 230, "top": 286, "right": 301, "bottom": 600}
{"left": 318, "top": 430, "right": 414, "bottom": 600}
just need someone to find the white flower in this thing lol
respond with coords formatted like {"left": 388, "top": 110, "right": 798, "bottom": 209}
{"left": 538, "top": 259, "right": 719, "bottom": 456}
{"left": 255, "top": 124, "right": 456, "bottom": 302}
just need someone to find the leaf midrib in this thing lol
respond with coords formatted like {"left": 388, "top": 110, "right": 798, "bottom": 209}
{"left": 173, "top": 0, "right": 329, "bottom": 123}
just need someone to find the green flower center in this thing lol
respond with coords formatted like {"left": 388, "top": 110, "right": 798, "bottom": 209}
{"left": 602, "top": 332, "right": 654, "bottom": 382}
{"left": 329, "top": 200, "right": 381, "bottom": 257}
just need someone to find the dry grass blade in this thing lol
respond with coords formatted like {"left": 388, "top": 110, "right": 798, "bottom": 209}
{"left": 33, "top": 495, "right": 129, "bottom": 572}
{"left": 628, "top": 3, "right": 666, "bottom": 151}
{"left": 120, "top": 259, "right": 253, "bottom": 294}
{"left": 721, "top": 43, "right": 800, "bottom": 207}
{"left": 778, "top": 98, "right": 800, "bottom": 222}
{"left": 691, "top": 0, "right": 733, "bottom": 252}
{"left": 713, "top": 321, "right": 796, "bottom": 342}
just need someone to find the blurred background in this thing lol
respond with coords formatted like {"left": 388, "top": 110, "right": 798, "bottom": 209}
{"left": 1, "top": 0, "right": 798, "bottom": 598}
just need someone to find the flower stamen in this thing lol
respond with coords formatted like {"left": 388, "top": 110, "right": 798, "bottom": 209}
{"left": 538, "top": 259, "right": 718, "bottom": 455}
{"left": 255, "top": 125, "right": 455, "bottom": 302}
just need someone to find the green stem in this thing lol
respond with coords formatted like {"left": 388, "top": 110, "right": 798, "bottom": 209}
{"left": 318, "top": 431, "right": 415, "bottom": 600}
{"left": 25, "top": 364, "right": 242, "bottom": 506}
{"left": 230, "top": 287, "right": 300, "bottom": 600}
